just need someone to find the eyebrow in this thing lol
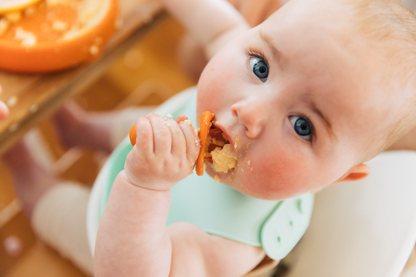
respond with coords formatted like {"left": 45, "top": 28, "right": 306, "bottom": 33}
{"left": 259, "top": 30, "right": 281, "bottom": 60}
{"left": 303, "top": 96, "right": 336, "bottom": 139}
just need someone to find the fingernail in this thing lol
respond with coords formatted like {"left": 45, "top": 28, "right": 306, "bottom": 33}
{"left": 0, "top": 101, "right": 9, "bottom": 116}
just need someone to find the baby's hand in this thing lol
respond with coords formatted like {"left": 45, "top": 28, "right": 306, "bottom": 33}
{"left": 124, "top": 114, "right": 200, "bottom": 190}
{"left": 0, "top": 101, "right": 8, "bottom": 119}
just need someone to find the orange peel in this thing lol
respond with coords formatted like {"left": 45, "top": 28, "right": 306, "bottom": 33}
{"left": 129, "top": 124, "right": 137, "bottom": 146}
{"left": 0, "top": 0, "right": 42, "bottom": 14}
{"left": 129, "top": 112, "right": 214, "bottom": 177}
{"left": 196, "top": 111, "right": 214, "bottom": 176}
{"left": 0, "top": 0, "right": 118, "bottom": 72}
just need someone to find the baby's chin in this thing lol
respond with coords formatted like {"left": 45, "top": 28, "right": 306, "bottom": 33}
{"left": 205, "top": 164, "right": 311, "bottom": 200}
{"left": 205, "top": 164, "right": 233, "bottom": 186}
{"left": 204, "top": 164, "right": 272, "bottom": 199}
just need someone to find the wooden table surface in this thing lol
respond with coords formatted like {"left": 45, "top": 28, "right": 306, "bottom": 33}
{"left": 0, "top": 0, "right": 165, "bottom": 155}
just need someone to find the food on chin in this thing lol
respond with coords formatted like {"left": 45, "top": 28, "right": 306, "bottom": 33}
{"left": 202, "top": 125, "right": 237, "bottom": 174}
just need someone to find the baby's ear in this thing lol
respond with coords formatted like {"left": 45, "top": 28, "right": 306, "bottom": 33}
{"left": 335, "top": 164, "right": 371, "bottom": 183}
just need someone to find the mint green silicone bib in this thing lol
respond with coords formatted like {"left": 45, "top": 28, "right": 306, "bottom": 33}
{"left": 100, "top": 90, "right": 314, "bottom": 260}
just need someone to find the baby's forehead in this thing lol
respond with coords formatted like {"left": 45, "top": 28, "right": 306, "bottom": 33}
{"left": 265, "top": 0, "right": 354, "bottom": 29}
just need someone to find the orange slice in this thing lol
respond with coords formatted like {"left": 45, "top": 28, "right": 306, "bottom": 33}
{"left": 196, "top": 111, "right": 214, "bottom": 176}
{"left": 0, "top": 0, "right": 42, "bottom": 14}
{"left": 0, "top": 0, "right": 118, "bottom": 72}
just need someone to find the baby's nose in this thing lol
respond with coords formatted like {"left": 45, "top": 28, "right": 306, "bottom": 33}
{"left": 231, "top": 99, "right": 266, "bottom": 138}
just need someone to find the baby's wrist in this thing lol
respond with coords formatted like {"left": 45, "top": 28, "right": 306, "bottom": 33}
{"left": 121, "top": 170, "right": 176, "bottom": 191}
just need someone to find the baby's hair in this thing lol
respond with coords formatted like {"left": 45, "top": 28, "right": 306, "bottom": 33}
{"left": 348, "top": 0, "right": 416, "bottom": 160}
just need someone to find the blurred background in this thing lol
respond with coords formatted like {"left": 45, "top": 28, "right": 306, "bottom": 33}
{"left": 0, "top": 15, "right": 196, "bottom": 276}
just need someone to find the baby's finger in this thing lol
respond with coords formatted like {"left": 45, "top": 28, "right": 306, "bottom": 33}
{"left": 179, "top": 122, "right": 200, "bottom": 164}
{"left": 166, "top": 119, "right": 186, "bottom": 157}
{"left": 0, "top": 101, "right": 9, "bottom": 119}
{"left": 176, "top": 115, "right": 188, "bottom": 124}
{"left": 148, "top": 114, "right": 171, "bottom": 156}
{"left": 135, "top": 117, "right": 153, "bottom": 154}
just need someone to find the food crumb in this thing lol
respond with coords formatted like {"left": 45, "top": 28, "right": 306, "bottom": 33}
{"left": 5, "top": 11, "right": 21, "bottom": 22}
{"left": 211, "top": 144, "right": 237, "bottom": 173}
{"left": 14, "top": 28, "right": 37, "bottom": 46}
{"left": 95, "top": 37, "right": 103, "bottom": 45}
{"left": 89, "top": 45, "right": 99, "bottom": 55}
{"left": 180, "top": 119, "right": 193, "bottom": 126}
{"left": 24, "top": 6, "right": 36, "bottom": 16}
{"left": 52, "top": 21, "right": 68, "bottom": 32}
{"left": 247, "top": 160, "right": 251, "bottom": 165}
{"left": 214, "top": 174, "right": 220, "bottom": 183}
{"left": 6, "top": 96, "right": 18, "bottom": 107}
{"left": 234, "top": 138, "right": 239, "bottom": 149}
{"left": 228, "top": 176, "right": 233, "bottom": 181}
{"left": 47, "top": 0, "right": 69, "bottom": 7}
{"left": 0, "top": 19, "right": 10, "bottom": 36}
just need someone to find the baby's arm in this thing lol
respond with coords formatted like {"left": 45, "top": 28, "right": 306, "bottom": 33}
{"left": 161, "top": 0, "right": 249, "bottom": 58}
{"left": 94, "top": 114, "right": 265, "bottom": 276}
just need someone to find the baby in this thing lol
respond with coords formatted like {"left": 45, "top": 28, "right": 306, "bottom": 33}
{"left": 2, "top": 0, "right": 416, "bottom": 276}
{"left": 94, "top": 0, "right": 416, "bottom": 275}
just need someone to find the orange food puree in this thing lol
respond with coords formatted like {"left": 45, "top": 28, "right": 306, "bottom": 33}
{"left": 204, "top": 126, "right": 237, "bottom": 173}
{"left": 0, "top": 0, "right": 86, "bottom": 44}
{"left": 0, "top": 0, "right": 117, "bottom": 72}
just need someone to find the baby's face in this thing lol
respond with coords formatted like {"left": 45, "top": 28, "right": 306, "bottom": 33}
{"left": 197, "top": 0, "right": 391, "bottom": 200}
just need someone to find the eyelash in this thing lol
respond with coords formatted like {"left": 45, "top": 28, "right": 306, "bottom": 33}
{"left": 246, "top": 49, "right": 270, "bottom": 69}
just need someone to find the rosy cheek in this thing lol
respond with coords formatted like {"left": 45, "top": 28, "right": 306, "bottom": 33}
{"left": 198, "top": 66, "right": 222, "bottom": 113}
{"left": 197, "top": 50, "right": 237, "bottom": 112}
{"left": 239, "top": 148, "right": 313, "bottom": 200}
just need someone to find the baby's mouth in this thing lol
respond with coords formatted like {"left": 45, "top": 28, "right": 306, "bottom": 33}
{"left": 204, "top": 123, "right": 237, "bottom": 173}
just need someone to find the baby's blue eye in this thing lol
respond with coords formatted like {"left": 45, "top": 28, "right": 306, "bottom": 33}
{"left": 290, "top": 116, "right": 312, "bottom": 141}
{"left": 250, "top": 57, "right": 268, "bottom": 81}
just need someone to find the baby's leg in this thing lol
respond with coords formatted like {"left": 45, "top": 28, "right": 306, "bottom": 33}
{"left": 3, "top": 140, "right": 60, "bottom": 217}
{"left": 2, "top": 140, "right": 94, "bottom": 275}
{"left": 52, "top": 102, "right": 116, "bottom": 153}
{"left": 386, "top": 125, "right": 416, "bottom": 152}
{"left": 177, "top": 33, "right": 208, "bottom": 81}
{"left": 53, "top": 102, "right": 156, "bottom": 152}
